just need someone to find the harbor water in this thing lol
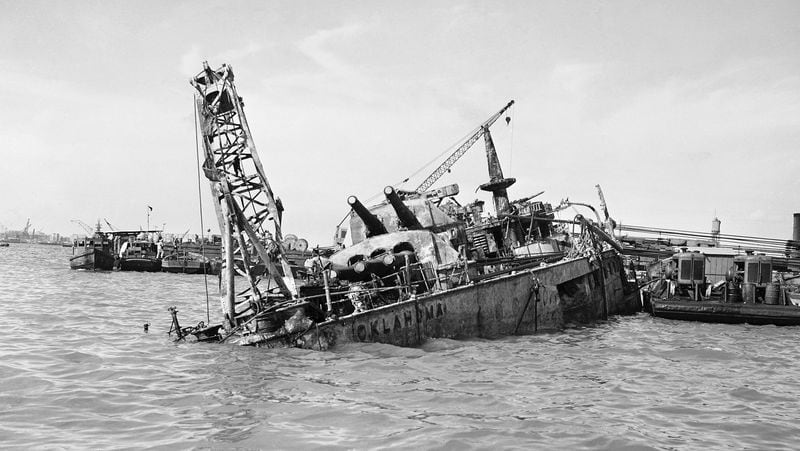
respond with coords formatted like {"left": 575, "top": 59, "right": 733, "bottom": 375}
{"left": 2, "top": 244, "right": 799, "bottom": 449}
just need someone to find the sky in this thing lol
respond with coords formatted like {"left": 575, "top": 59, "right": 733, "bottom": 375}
{"left": 1, "top": 0, "right": 798, "bottom": 245}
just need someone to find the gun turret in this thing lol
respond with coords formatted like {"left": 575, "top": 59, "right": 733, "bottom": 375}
{"left": 348, "top": 195, "right": 388, "bottom": 237}
{"left": 384, "top": 186, "right": 423, "bottom": 230}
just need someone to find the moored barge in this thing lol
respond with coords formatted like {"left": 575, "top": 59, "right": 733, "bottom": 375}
{"left": 645, "top": 248, "right": 800, "bottom": 326}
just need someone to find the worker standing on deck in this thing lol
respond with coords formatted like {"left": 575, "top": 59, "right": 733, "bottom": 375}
{"left": 156, "top": 236, "right": 164, "bottom": 259}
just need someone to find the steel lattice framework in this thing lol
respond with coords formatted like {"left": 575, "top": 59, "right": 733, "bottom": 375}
{"left": 415, "top": 100, "right": 514, "bottom": 193}
{"left": 191, "top": 62, "right": 296, "bottom": 328}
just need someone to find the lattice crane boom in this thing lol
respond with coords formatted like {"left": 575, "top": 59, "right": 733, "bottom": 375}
{"left": 191, "top": 62, "right": 297, "bottom": 328}
{"left": 415, "top": 100, "right": 514, "bottom": 193}
{"left": 71, "top": 219, "right": 95, "bottom": 235}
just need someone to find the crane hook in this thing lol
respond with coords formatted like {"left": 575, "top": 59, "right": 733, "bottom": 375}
{"left": 505, "top": 116, "right": 511, "bottom": 125}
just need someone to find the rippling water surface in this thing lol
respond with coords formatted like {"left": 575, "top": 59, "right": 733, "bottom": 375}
{"left": 2, "top": 244, "right": 799, "bottom": 449}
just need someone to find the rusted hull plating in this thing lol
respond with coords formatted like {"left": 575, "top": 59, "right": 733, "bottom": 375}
{"left": 235, "top": 251, "right": 639, "bottom": 349}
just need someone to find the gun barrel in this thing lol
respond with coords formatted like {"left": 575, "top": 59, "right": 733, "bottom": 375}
{"left": 348, "top": 195, "right": 388, "bottom": 237}
{"left": 384, "top": 186, "right": 423, "bottom": 230}
{"left": 338, "top": 251, "right": 416, "bottom": 282}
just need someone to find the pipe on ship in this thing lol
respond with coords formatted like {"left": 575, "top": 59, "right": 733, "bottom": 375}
{"left": 348, "top": 195, "right": 388, "bottom": 237}
{"left": 576, "top": 214, "right": 624, "bottom": 253}
{"left": 384, "top": 186, "right": 423, "bottom": 230}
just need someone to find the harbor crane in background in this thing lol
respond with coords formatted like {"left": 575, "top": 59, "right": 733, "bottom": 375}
{"left": 414, "top": 100, "right": 514, "bottom": 194}
{"left": 22, "top": 218, "right": 31, "bottom": 237}
{"left": 71, "top": 219, "right": 106, "bottom": 235}
{"left": 104, "top": 219, "right": 117, "bottom": 231}
{"left": 71, "top": 220, "right": 95, "bottom": 235}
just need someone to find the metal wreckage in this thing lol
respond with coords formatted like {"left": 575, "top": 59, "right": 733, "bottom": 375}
{"left": 169, "top": 62, "right": 641, "bottom": 349}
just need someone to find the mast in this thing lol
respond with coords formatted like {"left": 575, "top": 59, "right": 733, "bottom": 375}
{"left": 478, "top": 126, "right": 516, "bottom": 217}
{"left": 595, "top": 184, "right": 616, "bottom": 237}
{"left": 191, "top": 62, "right": 297, "bottom": 330}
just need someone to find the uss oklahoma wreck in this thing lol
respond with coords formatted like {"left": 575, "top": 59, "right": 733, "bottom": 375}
{"left": 173, "top": 62, "right": 640, "bottom": 349}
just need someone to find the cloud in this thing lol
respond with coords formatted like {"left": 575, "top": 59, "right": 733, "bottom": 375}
{"left": 296, "top": 23, "right": 369, "bottom": 78}
{"left": 601, "top": 62, "right": 800, "bottom": 156}
{"left": 218, "top": 42, "right": 264, "bottom": 63}
{"left": 550, "top": 62, "right": 604, "bottom": 95}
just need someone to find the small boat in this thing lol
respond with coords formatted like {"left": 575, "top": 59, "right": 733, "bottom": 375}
{"left": 115, "top": 232, "right": 163, "bottom": 272}
{"left": 161, "top": 251, "right": 216, "bottom": 274}
{"left": 118, "top": 240, "right": 162, "bottom": 272}
{"left": 69, "top": 234, "right": 116, "bottom": 270}
{"left": 0, "top": 242, "right": 9, "bottom": 247}
{"left": 645, "top": 250, "right": 800, "bottom": 326}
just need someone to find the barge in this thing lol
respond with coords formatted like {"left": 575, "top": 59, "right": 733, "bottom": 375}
{"left": 645, "top": 249, "right": 800, "bottom": 326}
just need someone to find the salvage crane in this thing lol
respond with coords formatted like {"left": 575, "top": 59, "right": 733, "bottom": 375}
{"left": 71, "top": 219, "right": 96, "bottom": 235}
{"left": 22, "top": 218, "right": 31, "bottom": 238}
{"left": 191, "top": 62, "right": 297, "bottom": 331}
{"left": 415, "top": 100, "right": 514, "bottom": 193}
{"left": 103, "top": 219, "right": 118, "bottom": 231}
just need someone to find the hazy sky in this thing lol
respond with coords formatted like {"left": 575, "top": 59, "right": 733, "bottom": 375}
{"left": 1, "top": 0, "right": 798, "bottom": 245}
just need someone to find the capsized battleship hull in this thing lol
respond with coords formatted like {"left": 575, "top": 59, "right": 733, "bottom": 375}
{"left": 233, "top": 250, "right": 639, "bottom": 349}
{"left": 185, "top": 62, "right": 640, "bottom": 350}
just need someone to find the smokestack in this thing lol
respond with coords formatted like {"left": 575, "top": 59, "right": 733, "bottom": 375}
{"left": 791, "top": 213, "right": 800, "bottom": 259}
{"left": 794, "top": 213, "right": 800, "bottom": 243}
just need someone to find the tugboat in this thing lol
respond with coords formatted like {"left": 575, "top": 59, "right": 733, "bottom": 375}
{"left": 69, "top": 224, "right": 116, "bottom": 271}
{"left": 116, "top": 231, "right": 163, "bottom": 272}
{"left": 171, "top": 62, "right": 640, "bottom": 348}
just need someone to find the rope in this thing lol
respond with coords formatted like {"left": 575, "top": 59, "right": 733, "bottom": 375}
{"left": 193, "top": 100, "right": 211, "bottom": 324}
{"left": 397, "top": 125, "right": 482, "bottom": 190}
{"left": 508, "top": 104, "right": 514, "bottom": 173}
{"left": 513, "top": 276, "right": 539, "bottom": 335}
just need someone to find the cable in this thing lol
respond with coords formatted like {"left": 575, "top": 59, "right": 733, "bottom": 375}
{"left": 193, "top": 99, "right": 211, "bottom": 324}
